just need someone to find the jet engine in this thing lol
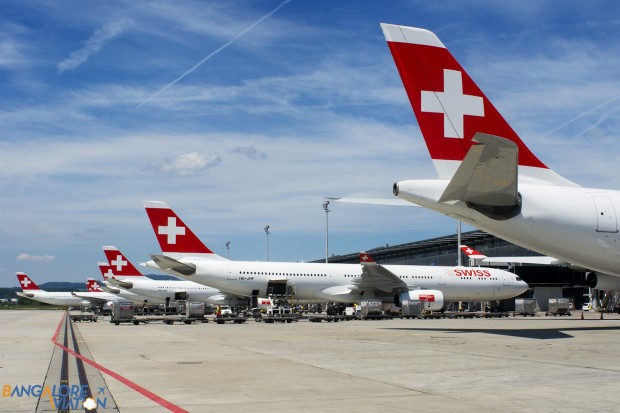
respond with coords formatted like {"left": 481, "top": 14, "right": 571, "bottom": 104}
{"left": 395, "top": 290, "right": 445, "bottom": 312}
{"left": 585, "top": 272, "right": 620, "bottom": 291}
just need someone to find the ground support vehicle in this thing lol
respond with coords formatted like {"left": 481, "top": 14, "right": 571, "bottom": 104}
{"left": 69, "top": 311, "right": 99, "bottom": 322}
{"left": 256, "top": 306, "right": 300, "bottom": 323}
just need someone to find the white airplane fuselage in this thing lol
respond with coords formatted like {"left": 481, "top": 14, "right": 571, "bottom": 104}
{"left": 148, "top": 260, "right": 527, "bottom": 303}
{"left": 16, "top": 291, "right": 87, "bottom": 307}
{"left": 395, "top": 180, "right": 620, "bottom": 278}
{"left": 113, "top": 279, "right": 248, "bottom": 306}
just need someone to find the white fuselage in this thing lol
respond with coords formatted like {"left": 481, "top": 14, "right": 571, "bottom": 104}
{"left": 16, "top": 291, "right": 87, "bottom": 307}
{"left": 111, "top": 278, "right": 249, "bottom": 306}
{"left": 395, "top": 180, "right": 620, "bottom": 277}
{"left": 149, "top": 260, "right": 527, "bottom": 303}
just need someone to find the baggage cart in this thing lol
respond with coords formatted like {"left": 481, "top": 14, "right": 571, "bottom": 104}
{"left": 513, "top": 298, "right": 536, "bottom": 317}
{"left": 545, "top": 298, "right": 571, "bottom": 316}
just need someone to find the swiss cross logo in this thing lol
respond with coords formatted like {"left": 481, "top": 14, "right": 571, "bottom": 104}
{"left": 361, "top": 254, "right": 369, "bottom": 261}
{"left": 91, "top": 281, "right": 100, "bottom": 290}
{"left": 158, "top": 217, "right": 186, "bottom": 244}
{"left": 465, "top": 247, "right": 474, "bottom": 255}
{"left": 421, "top": 69, "right": 484, "bottom": 138}
{"left": 20, "top": 277, "right": 32, "bottom": 288}
{"left": 111, "top": 255, "right": 128, "bottom": 272}
{"left": 101, "top": 268, "right": 114, "bottom": 279}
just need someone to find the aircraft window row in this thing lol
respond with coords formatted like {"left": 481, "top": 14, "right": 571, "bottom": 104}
{"left": 239, "top": 271, "right": 326, "bottom": 277}
{"left": 460, "top": 278, "right": 498, "bottom": 280}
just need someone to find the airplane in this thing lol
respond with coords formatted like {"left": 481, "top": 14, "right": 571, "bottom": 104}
{"left": 71, "top": 278, "right": 143, "bottom": 308}
{"left": 95, "top": 262, "right": 158, "bottom": 305}
{"left": 381, "top": 23, "right": 620, "bottom": 292}
{"left": 142, "top": 201, "right": 528, "bottom": 311}
{"left": 15, "top": 273, "right": 87, "bottom": 307}
{"left": 102, "top": 246, "right": 253, "bottom": 307}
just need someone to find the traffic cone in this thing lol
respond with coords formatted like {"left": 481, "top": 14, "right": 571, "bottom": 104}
{"left": 580, "top": 311, "right": 584, "bottom": 320}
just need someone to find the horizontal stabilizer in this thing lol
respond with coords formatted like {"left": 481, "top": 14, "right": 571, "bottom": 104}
{"left": 439, "top": 133, "right": 520, "bottom": 219}
{"left": 150, "top": 254, "right": 197, "bottom": 276}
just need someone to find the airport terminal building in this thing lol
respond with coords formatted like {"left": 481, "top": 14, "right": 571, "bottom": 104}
{"left": 320, "top": 230, "right": 589, "bottom": 311}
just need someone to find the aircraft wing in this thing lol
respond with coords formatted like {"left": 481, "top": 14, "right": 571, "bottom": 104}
{"left": 478, "top": 256, "right": 567, "bottom": 266}
{"left": 356, "top": 252, "right": 409, "bottom": 294}
{"left": 328, "top": 197, "right": 419, "bottom": 207}
{"left": 150, "top": 254, "right": 197, "bottom": 276}
{"left": 439, "top": 133, "right": 519, "bottom": 213}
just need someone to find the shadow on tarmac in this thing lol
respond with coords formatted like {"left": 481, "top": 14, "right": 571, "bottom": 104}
{"left": 383, "top": 325, "right": 620, "bottom": 340}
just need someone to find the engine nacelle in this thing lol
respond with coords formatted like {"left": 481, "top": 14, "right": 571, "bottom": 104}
{"left": 395, "top": 290, "right": 445, "bottom": 312}
{"left": 585, "top": 272, "right": 620, "bottom": 291}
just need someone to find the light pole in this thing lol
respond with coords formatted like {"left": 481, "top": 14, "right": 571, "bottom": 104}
{"left": 264, "top": 225, "right": 271, "bottom": 261}
{"left": 225, "top": 241, "right": 230, "bottom": 259}
{"left": 323, "top": 201, "right": 330, "bottom": 263}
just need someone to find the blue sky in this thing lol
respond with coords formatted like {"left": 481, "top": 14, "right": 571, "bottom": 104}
{"left": 2, "top": 0, "right": 620, "bottom": 286}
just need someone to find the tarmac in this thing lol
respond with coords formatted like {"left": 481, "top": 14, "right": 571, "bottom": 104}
{"left": 1, "top": 309, "right": 620, "bottom": 413}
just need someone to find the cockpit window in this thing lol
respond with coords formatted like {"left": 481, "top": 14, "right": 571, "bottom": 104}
{"left": 516, "top": 277, "right": 523, "bottom": 281}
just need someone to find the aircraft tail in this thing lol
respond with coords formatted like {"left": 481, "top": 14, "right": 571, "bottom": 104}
{"left": 460, "top": 245, "right": 487, "bottom": 260}
{"left": 16, "top": 273, "right": 41, "bottom": 291}
{"left": 143, "top": 201, "right": 227, "bottom": 260}
{"left": 380, "top": 23, "right": 576, "bottom": 187}
{"left": 86, "top": 278, "right": 104, "bottom": 292}
{"left": 102, "top": 246, "right": 144, "bottom": 277}
{"left": 97, "top": 262, "right": 113, "bottom": 280}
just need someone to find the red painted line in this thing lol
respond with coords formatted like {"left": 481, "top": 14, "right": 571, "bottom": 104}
{"left": 52, "top": 313, "right": 189, "bottom": 413}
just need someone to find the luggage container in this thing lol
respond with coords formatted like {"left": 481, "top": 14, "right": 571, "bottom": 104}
{"left": 545, "top": 298, "right": 571, "bottom": 316}
{"left": 359, "top": 300, "right": 384, "bottom": 320}
{"left": 401, "top": 300, "right": 422, "bottom": 319}
{"left": 110, "top": 301, "right": 136, "bottom": 325}
{"left": 513, "top": 298, "right": 536, "bottom": 317}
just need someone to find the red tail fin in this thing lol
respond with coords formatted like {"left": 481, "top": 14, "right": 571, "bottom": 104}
{"left": 97, "top": 262, "right": 114, "bottom": 280}
{"left": 359, "top": 251, "right": 375, "bottom": 263}
{"left": 86, "top": 278, "right": 104, "bottom": 292}
{"left": 381, "top": 24, "right": 546, "bottom": 179}
{"left": 102, "top": 246, "right": 143, "bottom": 277}
{"left": 459, "top": 245, "right": 487, "bottom": 260}
{"left": 16, "top": 273, "right": 41, "bottom": 291}
{"left": 143, "top": 201, "right": 225, "bottom": 260}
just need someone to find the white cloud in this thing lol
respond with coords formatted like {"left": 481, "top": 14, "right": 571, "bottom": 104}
{"left": 150, "top": 151, "right": 223, "bottom": 175}
{"left": 230, "top": 146, "right": 267, "bottom": 160}
{"left": 16, "top": 253, "right": 55, "bottom": 262}
{"left": 57, "top": 18, "right": 134, "bottom": 73}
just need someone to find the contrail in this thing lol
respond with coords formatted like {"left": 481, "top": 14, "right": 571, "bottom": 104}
{"left": 543, "top": 95, "right": 620, "bottom": 136}
{"left": 137, "top": 0, "right": 291, "bottom": 109}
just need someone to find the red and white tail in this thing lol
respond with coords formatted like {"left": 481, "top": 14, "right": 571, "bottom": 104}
{"left": 97, "top": 262, "right": 114, "bottom": 280}
{"left": 459, "top": 245, "right": 487, "bottom": 260}
{"left": 16, "top": 273, "right": 41, "bottom": 291}
{"left": 380, "top": 23, "right": 574, "bottom": 186}
{"left": 86, "top": 278, "right": 104, "bottom": 292}
{"left": 359, "top": 251, "right": 375, "bottom": 264}
{"left": 143, "top": 201, "right": 226, "bottom": 260}
{"left": 102, "top": 246, "right": 144, "bottom": 277}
